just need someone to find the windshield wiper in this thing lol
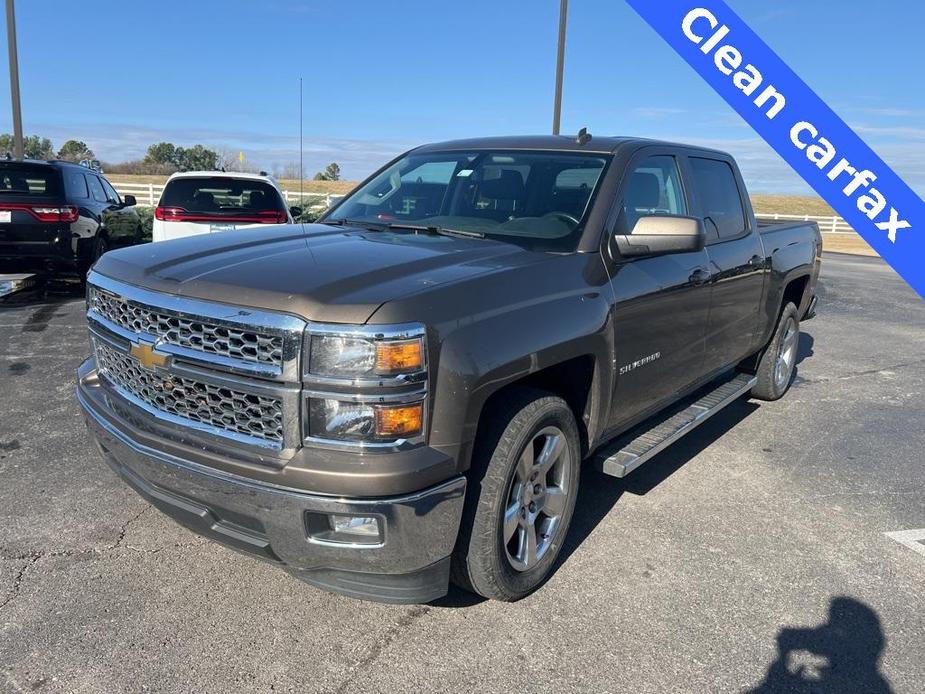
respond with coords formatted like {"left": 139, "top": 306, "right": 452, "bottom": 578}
{"left": 387, "top": 223, "right": 485, "bottom": 239}
{"left": 322, "top": 218, "right": 388, "bottom": 232}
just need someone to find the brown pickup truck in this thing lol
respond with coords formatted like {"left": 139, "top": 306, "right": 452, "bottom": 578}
{"left": 77, "top": 135, "right": 821, "bottom": 603}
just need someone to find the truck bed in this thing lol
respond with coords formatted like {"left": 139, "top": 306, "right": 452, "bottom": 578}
{"left": 758, "top": 219, "right": 822, "bottom": 251}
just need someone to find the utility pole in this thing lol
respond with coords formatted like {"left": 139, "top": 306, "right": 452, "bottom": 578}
{"left": 552, "top": 0, "right": 568, "bottom": 135}
{"left": 5, "top": 0, "right": 23, "bottom": 159}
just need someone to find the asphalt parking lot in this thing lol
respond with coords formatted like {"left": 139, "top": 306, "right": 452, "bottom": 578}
{"left": 1, "top": 253, "right": 923, "bottom": 693}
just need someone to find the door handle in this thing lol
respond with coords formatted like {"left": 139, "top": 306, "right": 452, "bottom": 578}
{"left": 747, "top": 254, "right": 764, "bottom": 267}
{"left": 689, "top": 268, "right": 711, "bottom": 286}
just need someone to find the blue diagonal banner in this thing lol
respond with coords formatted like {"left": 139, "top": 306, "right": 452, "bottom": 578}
{"left": 626, "top": 0, "right": 925, "bottom": 300}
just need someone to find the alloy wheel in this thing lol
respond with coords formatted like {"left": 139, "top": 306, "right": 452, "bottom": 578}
{"left": 502, "top": 426, "right": 572, "bottom": 572}
{"left": 775, "top": 317, "right": 798, "bottom": 389}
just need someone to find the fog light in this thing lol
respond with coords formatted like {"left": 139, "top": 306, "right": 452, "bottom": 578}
{"left": 330, "top": 515, "right": 380, "bottom": 537}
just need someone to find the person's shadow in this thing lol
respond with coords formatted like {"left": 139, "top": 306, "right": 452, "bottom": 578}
{"left": 748, "top": 596, "right": 893, "bottom": 693}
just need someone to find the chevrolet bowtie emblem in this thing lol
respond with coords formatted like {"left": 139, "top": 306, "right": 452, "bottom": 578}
{"left": 129, "top": 340, "right": 168, "bottom": 370}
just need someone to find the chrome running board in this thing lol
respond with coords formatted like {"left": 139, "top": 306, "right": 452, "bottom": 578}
{"left": 592, "top": 373, "right": 757, "bottom": 478}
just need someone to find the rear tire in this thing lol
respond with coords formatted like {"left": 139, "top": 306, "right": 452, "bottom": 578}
{"left": 451, "top": 388, "right": 580, "bottom": 601}
{"left": 78, "top": 235, "right": 108, "bottom": 279}
{"left": 751, "top": 302, "right": 800, "bottom": 401}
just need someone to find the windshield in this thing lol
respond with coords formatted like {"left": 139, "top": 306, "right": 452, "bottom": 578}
{"left": 323, "top": 150, "right": 609, "bottom": 251}
{"left": 160, "top": 177, "right": 286, "bottom": 216}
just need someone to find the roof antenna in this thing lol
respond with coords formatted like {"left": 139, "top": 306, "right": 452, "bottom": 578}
{"left": 576, "top": 127, "right": 592, "bottom": 145}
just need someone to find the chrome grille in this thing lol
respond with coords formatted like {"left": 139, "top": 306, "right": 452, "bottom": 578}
{"left": 88, "top": 286, "right": 284, "bottom": 367}
{"left": 94, "top": 341, "right": 284, "bottom": 444}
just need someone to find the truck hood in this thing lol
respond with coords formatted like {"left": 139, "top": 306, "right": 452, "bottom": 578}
{"left": 93, "top": 223, "right": 537, "bottom": 323}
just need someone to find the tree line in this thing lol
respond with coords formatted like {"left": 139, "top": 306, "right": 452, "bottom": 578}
{"left": 0, "top": 133, "right": 341, "bottom": 180}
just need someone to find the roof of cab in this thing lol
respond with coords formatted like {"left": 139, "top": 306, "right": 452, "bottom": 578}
{"left": 413, "top": 134, "right": 729, "bottom": 157}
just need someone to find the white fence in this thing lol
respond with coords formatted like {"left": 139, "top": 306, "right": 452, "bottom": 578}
{"left": 755, "top": 213, "right": 854, "bottom": 235}
{"left": 111, "top": 181, "right": 344, "bottom": 210}
{"left": 111, "top": 182, "right": 855, "bottom": 234}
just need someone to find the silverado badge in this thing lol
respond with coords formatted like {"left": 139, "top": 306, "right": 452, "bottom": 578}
{"left": 129, "top": 341, "right": 168, "bottom": 370}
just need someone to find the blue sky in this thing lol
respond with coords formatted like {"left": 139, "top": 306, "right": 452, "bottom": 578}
{"left": 1, "top": 0, "right": 923, "bottom": 193}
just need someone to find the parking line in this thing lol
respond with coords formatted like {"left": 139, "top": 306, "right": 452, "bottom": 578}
{"left": 884, "top": 528, "right": 925, "bottom": 557}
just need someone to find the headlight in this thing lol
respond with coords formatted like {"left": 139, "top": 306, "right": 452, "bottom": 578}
{"left": 305, "top": 324, "right": 426, "bottom": 380}
{"left": 310, "top": 335, "right": 377, "bottom": 376}
{"left": 302, "top": 323, "right": 428, "bottom": 446}
{"left": 308, "top": 399, "right": 424, "bottom": 442}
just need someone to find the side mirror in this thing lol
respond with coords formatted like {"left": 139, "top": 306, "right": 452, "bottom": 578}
{"left": 614, "top": 215, "right": 705, "bottom": 257}
{"left": 122, "top": 194, "right": 137, "bottom": 207}
{"left": 289, "top": 206, "right": 302, "bottom": 218}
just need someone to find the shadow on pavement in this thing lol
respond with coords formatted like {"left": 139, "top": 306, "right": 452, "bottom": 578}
{"left": 555, "top": 396, "right": 760, "bottom": 573}
{"left": 0, "top": 276, "right": 84, "bottom": 308}
{"left": 797, "top": 331, "right": 814, "bottom": 365}
{"left": 748, "top": 596, "right": 893, "bottom": 694}
{"left": 435, "top": 393, "right": 763, "bottom": 608}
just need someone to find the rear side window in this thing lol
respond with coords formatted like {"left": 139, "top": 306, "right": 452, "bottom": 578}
{"left": 689, "top": 157, "right": 745, "bottom": 240}
{"left": 63, "top": 170, "right": 89, "bottom": 199}
{"left": 0, "top": 164, "right": 62, "bottom": 197}
{"left": 160, "top": 177, "right": 285, "bottom": 214}
{"left": 619, "top": 155, "right": 686, "bottom": 233}
{"left": 87, "top": 175, "right": 107, "bottom": 203}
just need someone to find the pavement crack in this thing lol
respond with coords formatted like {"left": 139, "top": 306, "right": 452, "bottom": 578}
{"left": 0, "top": 556, "right": 39, "bottom": 611}
{"left": 334, "top": 605, "right": 430, "bottom": 693}
{"left": 108, "top": 505, "right": 152, "bottom": 551}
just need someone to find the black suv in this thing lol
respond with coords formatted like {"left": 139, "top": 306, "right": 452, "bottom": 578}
{"left": 0, "top": 159, "right": 145, "bottom": 276}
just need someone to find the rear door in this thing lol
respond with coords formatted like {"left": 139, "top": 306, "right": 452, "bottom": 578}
{"left": 687, "top": 155, "right": 767, "bottom": 373}
{"left": 604, "top": 151, "right": 713, "bottom": 432}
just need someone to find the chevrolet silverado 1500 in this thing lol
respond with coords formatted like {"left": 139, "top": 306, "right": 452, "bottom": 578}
{"left": 77, "top": 135, "right": 821, "bottom": 603}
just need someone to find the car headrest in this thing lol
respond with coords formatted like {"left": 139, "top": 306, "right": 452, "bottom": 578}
{"left": 628, "top": 171, "right": 661, "bottom": 209}
{"left": 479, "top": 170, "right": 524, "bottom": 201}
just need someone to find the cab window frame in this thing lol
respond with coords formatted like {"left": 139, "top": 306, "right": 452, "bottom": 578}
{"left": 604, "top": 147, "right": 693, "bottom": 242}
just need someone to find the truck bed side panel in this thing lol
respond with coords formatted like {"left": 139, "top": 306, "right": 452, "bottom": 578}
{"left": 756, "top": 221, "right": 822, "bottom": 346}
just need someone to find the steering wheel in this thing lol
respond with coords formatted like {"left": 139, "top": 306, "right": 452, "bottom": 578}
{"left": 542, "top": 212, "right": 580, "bottom": 227}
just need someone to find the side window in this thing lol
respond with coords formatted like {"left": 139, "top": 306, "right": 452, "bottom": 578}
{"left": 689, "top": 157, "right": 745, "bottom": 240}
{"left": 101, "top": 178, "right": 121, "bottom": 205}
{"left": 620, "top": 156, "right": 686, "bottom": 233}
{"left": 87, "top": 175, "right": 107, "bottom": 203}
{"left": 63, "top": 171, "right": 89, "bottom": 199}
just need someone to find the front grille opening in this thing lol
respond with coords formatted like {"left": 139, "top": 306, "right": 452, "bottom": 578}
{"left": 95, "top": 341, "right": 284, "bottom": 444}
{"left": 88, "top": 286, "right": 284, "bottom": 367}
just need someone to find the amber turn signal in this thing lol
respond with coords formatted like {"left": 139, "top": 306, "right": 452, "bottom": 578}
{"left": 374, "top": 403, "right": 424, "bottom": 438}
{"left": 374, "top": 338, "right": 424, "bottom": 375}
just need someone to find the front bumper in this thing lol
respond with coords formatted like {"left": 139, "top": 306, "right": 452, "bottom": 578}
{"left": 78, "top": 362, "right": 466, "bottom": 604}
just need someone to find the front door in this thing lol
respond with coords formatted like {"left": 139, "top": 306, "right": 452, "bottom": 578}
{"left": 604, "top": 153, "right": 713, "bottom": 433}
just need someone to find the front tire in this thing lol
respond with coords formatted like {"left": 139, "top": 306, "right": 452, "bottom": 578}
{"left": 751, "top": 302, "right": 800, "bottom": 401}
{"left": 451, "top": 389, "right": 580, "bottom": 601}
